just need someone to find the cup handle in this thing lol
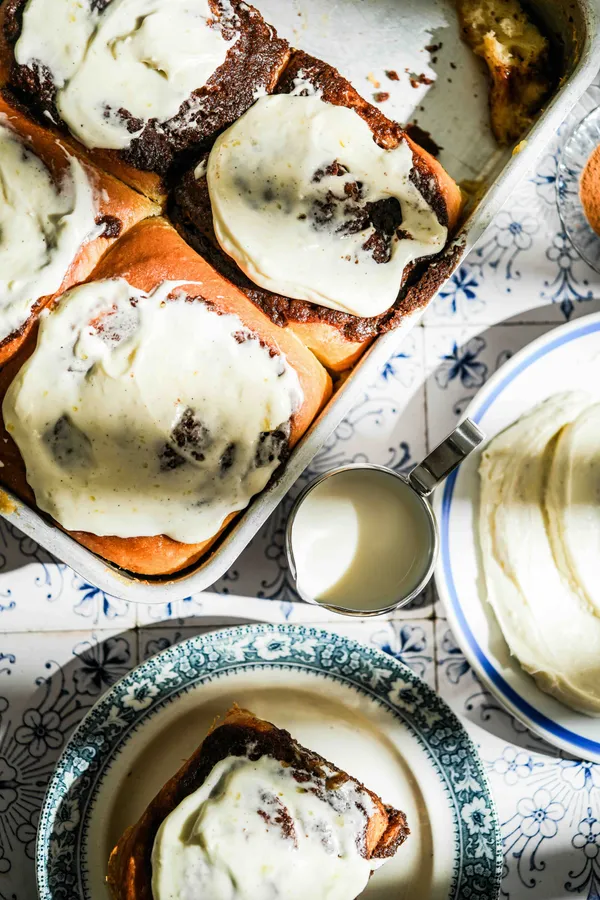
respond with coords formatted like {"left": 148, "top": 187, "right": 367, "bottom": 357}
{"left": 408, "top": 418, "right": 485, "bottom": 497}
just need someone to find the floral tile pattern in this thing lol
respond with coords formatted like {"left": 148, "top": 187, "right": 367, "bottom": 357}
{"left": 0, "top": 629, "right": 137, "bottom": 900}
{"left": 0, "top": 520, "right": 136, "bottom": 632}
{"left": 424, "top": 322, "right": 552, "bottom": 448}
{"left": 2, "top": 71, "right": 600, "bottom": 900}
{"left": 482, "top": 746, "right": 600, "bottom": 899}
{"left": 434, "top": 617, "right": 559, "bottom": 757}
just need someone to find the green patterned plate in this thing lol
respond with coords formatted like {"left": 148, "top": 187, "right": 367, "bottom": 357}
{"left": 36, "top": 624, "right": 502, "bottom": 899}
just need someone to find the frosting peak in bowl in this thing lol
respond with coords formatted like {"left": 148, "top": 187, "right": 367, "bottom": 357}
{"left": 3, "top": 278, "right": 303, "bottom": 543}
{"left": 206, "top": 94, "right": 447, "bottom": 319}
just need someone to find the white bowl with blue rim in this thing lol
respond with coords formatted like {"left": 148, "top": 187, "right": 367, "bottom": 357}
{"left": 435, "top": 312, "right": 600, "bottom": 762}
{"left": 36, "top": 623, "right": 502, "bottom": 899}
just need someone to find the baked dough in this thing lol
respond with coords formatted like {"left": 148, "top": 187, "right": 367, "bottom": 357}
{"left": 173, "top": 51, "right": 462, "bottom": 372}
{"left": 457, "top": 0, "right": 553, "bottom": 144}
{"left": 106, "top": 706, "right": 409, "bottom": 900}
{"left": 0, "top": 89, "right": 157, "bottom": 367}
{"left": 0, "top": 0, "right": 290, "bottom": 202}
{"left": 0, "top": 218, "right": 331, "bottom": 576}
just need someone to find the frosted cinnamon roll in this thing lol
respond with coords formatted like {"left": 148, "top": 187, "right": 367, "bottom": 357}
{"left": 209, "top": 97, "right": 447, "bottom": 317}
{"left": 0, "top": 90, "right": 156, "bottom": 366}
{"left": 4, "top": 277, "right": 304, "bottom": 542}
{"left": 1, "top": 0, "right": 289, "bottom": 200}
{"left": 152, "top": 756, "right": 386, "bottom": 899}
{"left": 107, "top": 707, "right": 409, "bottom": 900}
{"left": 173, "top": 51, "right": 463, "bottom": 371}
{"left": 0, "top": 219, "right": 331, "bottom": 575}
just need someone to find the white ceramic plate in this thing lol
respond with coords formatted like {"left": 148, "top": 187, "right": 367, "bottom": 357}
{"left": 36, "top": 624, "right": 501, "bottom": 899}
{"left": 435, "top": 313, "right": 600, "bottom": 761}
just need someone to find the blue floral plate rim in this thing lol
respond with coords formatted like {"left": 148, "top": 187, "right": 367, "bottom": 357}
{"left": 35, "top": 623, "right": 502, "bottom": 900}
{"left": 437, "top": 312, "right": 600, "bottom": 761}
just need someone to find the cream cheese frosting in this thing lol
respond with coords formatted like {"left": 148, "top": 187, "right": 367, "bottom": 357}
{"left": 151, "top": 754, "right": 378, "bottom": 900}
{"left": 479, "top": 392, "right": 600, "bottom": 716}
{"left": 15, "top": 0, "right": 235, "bottom": 150}
{"left": 206, "top": 95, "right": 447, "bottom": 319}
{"left": 0, "top": 116, "right": 97, "bottom": 343}
{"left": 546, "top": 403, "right": 600, "bottom": 618}
{"left": 3, "top": 278, "right": 303, "bottom": 543}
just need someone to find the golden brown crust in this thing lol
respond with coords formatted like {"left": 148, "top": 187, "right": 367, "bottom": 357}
{"left": 173, "top": 51, "right": 462, "bottom": 371}
{"left": 0, "top": 219, "right": 331, "bottom": 576}
{"left": 0, "top": 89, "right": 158, "bottom": 367}
{"left": 106, "top": 705, "right": 409, "bottom": 900}
{"left": 0, "top": 0, "right": 290, "bottom": 202}
{"left": 170, "top": 197, "right": 372, "bottom": 373}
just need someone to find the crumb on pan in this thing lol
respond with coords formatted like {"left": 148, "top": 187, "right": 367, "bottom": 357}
{"left": 456, "top": 0, "right": 553, "bottom": 145}
{"left": 0, "top": 489, "right": 16, "bottom": 514}
{"left": 408, "top": 72, "right": 435, "bottom": 89}
{"left": 459, "top": 178, "right": 489, "bottom": 209}
{"left": 373, "top": 91, "right": 390, "bottom": 103}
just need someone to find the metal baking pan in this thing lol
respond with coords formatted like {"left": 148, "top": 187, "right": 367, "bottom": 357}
{"left": 1, "top": 0, "right": 599, "bottom": 601}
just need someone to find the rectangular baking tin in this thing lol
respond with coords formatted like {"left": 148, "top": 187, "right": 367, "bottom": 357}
{"left": 2, "top": 0, "right": 599, "bottom": 601}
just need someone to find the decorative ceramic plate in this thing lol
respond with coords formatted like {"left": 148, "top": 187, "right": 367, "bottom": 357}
{"left": 36, "top": 624, "right": 502, "bottom": 900}
{"left": 435, "top": 313, "right": 600, "bottom": 761}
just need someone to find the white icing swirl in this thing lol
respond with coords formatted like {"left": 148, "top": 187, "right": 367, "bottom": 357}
{"left": 15, "top": 0, "right": 235, "bottom": 150}
{"left": 0, "top": 116, "right": 97, "bottom": 343}
{"left": 206, "top": 95, "right": 447, "bottom": 319}
{"left": 479, "top": 392, "right": 600, "bottom": 715}
{"left": 3, "top": 278, "right": 302, "bottom": 542}
{"left": 151, "top": 754, "right": 379, "bottom": 900}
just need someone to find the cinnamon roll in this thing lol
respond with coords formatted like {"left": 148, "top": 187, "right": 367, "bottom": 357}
{"left": 0, "top": 90, "right": 157, "bottom": 367}
{"left": 0, "top": 0, "right": 290, "bottom": 201}
{"left": 107, "top": 706, "right": 409, "bottom": 900}
{"left": 0, "top": 218, "right": 331, "bottom": 576}
{"left": 173, "top": 51, "right": 463, "bottom": 372}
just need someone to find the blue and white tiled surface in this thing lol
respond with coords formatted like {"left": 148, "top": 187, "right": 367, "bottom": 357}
{"left": 4, "top": 84, "right": 600, "bottom": 900}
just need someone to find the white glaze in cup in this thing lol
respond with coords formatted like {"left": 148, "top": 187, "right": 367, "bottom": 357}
{"left": 286, "top": 419, "right": 484, "bottom": 616}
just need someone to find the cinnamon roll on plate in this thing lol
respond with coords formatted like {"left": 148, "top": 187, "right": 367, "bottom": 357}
{"left": 107, "top": 705, "right": 410, "bottom": 900}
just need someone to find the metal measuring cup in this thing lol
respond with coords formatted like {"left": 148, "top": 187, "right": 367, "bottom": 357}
{"left": 285, "top": 418, "right": 484, "bottom": 616}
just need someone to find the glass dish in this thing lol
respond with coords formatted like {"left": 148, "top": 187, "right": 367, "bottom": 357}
{"left": 558, "top": 106, "right": 600, "bottom": 274}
